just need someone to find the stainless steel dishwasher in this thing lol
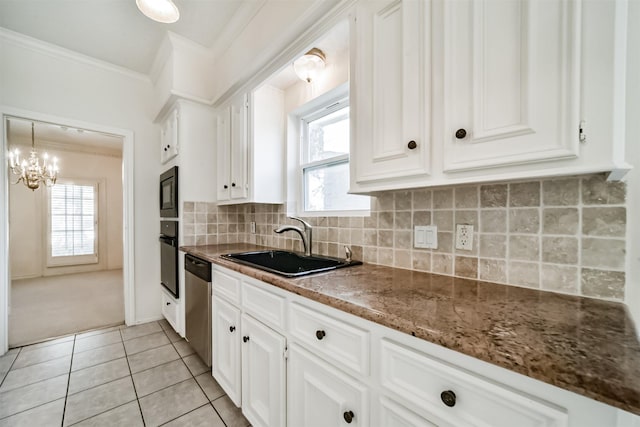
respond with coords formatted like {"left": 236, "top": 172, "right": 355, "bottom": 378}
{"left": 184, "top": 253, "right": 212, "bottom": 367}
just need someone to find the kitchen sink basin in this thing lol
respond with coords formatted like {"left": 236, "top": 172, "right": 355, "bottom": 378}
{"left": 221, "top": 250, "right": 362, "bottom": 277}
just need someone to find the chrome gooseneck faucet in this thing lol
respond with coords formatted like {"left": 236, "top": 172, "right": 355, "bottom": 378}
{"left": 274, "top": 216, "right": 313, "bottom": 256}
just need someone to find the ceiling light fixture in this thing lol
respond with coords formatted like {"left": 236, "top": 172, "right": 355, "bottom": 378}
{"left": 136, "top": 0, "right": 180, "bottom": 24}
{"left": 8, "top": 122, "right": 59, "bottom": 191}
{"left": 293, "top": 48, "right": 326, "bottom": 83}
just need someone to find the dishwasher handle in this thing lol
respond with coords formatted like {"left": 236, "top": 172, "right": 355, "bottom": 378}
{"left": 185, "top": 254, "right": 212, "bottom": 281}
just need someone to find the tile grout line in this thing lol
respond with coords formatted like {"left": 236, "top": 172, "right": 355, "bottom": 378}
{"left": 120, "top": 326, "right": 147, "bottom": 427}
{"left": 164, "top": 327, "right": 230, "bottom": 426}
{"left": 61, "top": 333, "right": 77, "bottom": 427}
{"left": 0, "top": 347, "right": 22, "bottom": 389}
{"left": 66, "top": 400, "right": 138, "bottom": 427}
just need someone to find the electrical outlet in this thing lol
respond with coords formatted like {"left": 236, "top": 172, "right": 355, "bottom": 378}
{"left": 250, "top": 221, "right": 256, "bottom": 234}
{"left": 455, "top": 224, "right": 473, "bottom": 250}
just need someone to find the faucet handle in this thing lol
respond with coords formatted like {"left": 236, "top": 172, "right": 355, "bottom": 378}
{"left": 288, "top": 216, "right": 312, "bottom": 229}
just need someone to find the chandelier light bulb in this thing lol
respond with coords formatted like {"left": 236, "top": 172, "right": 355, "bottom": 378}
{"left": 136, "top": 0, "right": 180, "bottom": 23}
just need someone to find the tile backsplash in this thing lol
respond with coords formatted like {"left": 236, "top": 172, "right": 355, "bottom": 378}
{"left": 182, "top": 173, "right": 627, "bottom": 301}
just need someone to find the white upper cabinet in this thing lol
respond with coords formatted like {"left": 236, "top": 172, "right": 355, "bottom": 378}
{"left": 349, "top": 0, "right": 630, "bottom": 193}
{"left": 160, "top": 108, "right": 179, "bottom": 164}
{"left": 217, "top": 93, "right": 249, "bottom": 202}
{"left": 351, "top": 0, "right": 431, "bottom": 192}
{"left": 216, "top": 86, "right": 285, "bottom": 204}
{"left": 442, "top": 0, "right": 580, "bottom": 172}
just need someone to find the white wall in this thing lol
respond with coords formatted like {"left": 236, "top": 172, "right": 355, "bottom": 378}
{"left": 212, "top": 0, "right": 342, "bottom": 104}
{"left": 9, "top": 145, "right": 123, "bottom": 279}
{"left": 625, "top": 0, "right": 640, "bottom": 332}
{"left": 0, "top": 31, "right": 162, "bottom": 324}
{"left": 283, "top": 45, "right": 349, "bottom": 113}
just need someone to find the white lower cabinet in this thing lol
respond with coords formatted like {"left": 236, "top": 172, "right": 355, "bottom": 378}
{"left": 161, "top": 289, "right": 179, "bottom": 333}
{"left": 241, "top": 313, "right": 286, "bottom": 427}
{"left": 288, "top": 344, "right": 369, "bottom": 427}
{"left": 212, "top": 295, "right": 241, "bottom": 406}
{"left": 379, "top": 338, "right": 568, "bottom": 427}
{"left": 212, "top": 266, "right": 287, "bottom": 427}
{"left": 377, "top": 396, "right": 439, "bottom": 427}
{"left": 211, "top": 265, "right": 627, "bottom": 427}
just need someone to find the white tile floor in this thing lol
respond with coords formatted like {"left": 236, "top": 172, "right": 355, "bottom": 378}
{"left": 0, "top": 320, "right": 250, "bottom": 427}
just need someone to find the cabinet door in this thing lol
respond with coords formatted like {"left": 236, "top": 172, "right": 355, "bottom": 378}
{"left": 241, "top": 314, "right": 286, "bottom": 427}
{"left": 352, "top": 0, "right": 430, "bottom": 187}
{"left": 160, "top": 108, "right": 179, "bottom": 164}
{"left": 216, "top": 106, "right": 231, "bottom": 201}
{"left": 288, "top": 344, "right": 369, "bottom": 427}
{"left": 230, "top": 93, "right": 248, "bottom": 200}
{"left": 377, "top": 397, "right": 441, "bottom": 427}
{"left": 443, "top": 0, "right": 580, "bottom": 172}
{"left": 212, "top": 296, "right": 241, "bottom": 406}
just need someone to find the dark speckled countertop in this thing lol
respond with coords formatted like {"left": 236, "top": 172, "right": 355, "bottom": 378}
{"left": 181, "top": 243, "right": 640, "bottom": 415}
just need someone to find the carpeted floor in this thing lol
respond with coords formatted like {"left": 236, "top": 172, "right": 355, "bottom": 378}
{"left": 9, "top": 269, "right": 124, "bottom": 348}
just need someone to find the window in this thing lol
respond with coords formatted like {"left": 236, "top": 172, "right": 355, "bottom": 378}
{"left": 300, "top": 96, "right": 369, "bottom": 214}
{"left": 47, "top": 180, "right": 98, "bottom": 266}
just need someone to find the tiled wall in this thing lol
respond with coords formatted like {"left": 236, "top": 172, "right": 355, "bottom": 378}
{"left": 183, "top": 173, "right": 627, "bottom": 301}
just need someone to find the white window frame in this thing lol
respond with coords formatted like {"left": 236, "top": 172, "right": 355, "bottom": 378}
{"left": 46, "top": 178, "right": 99, "bottom": 267}
{"left": 296, "top": 84, "right": 369, "bottom": 216}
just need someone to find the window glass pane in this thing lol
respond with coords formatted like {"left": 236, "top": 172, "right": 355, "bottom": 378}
{"left": 304, "top": 161, "right": 369, "bottom": 212}
{"left": 307, "top": 106, "right": 350, "bottom": 162}
{"left": 49, "top": 183, "right": 96, "bottom": 258}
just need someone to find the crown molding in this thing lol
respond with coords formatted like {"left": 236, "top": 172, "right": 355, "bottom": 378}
{"left": 9, "top": 137, "right": 123, "bottom": 159}
{"left": 210, "top": 0, "right": 269, "bottom": 60}
{"left": 212, "top": 0, "right": 357, "bottom": 107}
{"left": 0, "top": 27, "right": 151, "bottom": 84}
{"left": 149, "top": 33, "right": 174, "bottom": 85}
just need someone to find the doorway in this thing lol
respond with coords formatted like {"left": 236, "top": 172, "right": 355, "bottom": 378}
{"left": 0, "top": 108, "right": 135, "bottom": 352}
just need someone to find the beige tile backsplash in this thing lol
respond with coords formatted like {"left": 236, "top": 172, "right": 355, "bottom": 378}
{"left": 182, "top": 173, "right": 627, "bottom": 301}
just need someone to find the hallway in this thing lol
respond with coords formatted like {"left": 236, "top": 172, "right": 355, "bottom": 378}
{"left": 9, "top": 270, "right": 124, "bottom": 347}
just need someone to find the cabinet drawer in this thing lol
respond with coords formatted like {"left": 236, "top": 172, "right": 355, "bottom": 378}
{"left": 161, "top": 290, "right": 179, "bottom": 333}
{"left": 213, "top": 267, "right": 241, "bottom": 305}
{"left": 242, "top": 278, "right": 286, "bottom": 331}
{"left": 289, "top": 302, "right": 370, "bottom": 377}
{"left": 380, "top": 339, "right": 567, "bottom": 427}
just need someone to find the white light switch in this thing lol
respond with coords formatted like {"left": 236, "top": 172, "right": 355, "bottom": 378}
{"left": 414, "top": 225, "right": 437, "bottom": 249}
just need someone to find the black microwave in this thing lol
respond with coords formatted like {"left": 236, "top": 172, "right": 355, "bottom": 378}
{"left": 160, "top": 166, "right": 178, "bottom": 218}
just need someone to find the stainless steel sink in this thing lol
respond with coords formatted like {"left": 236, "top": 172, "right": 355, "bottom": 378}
{"left": 221, "top": 250, "right": 362, "bottom": 277}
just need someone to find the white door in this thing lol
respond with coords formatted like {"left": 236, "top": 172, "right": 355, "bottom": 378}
{"left": 212, "top": 295, "right": 241, "bottom": 406}
{"left": 288, "top": 344, "right": 369, "bottom": 427}
{"left": 230, "top": 93, "right": 248, "bottom": 200}
{"left": 241, "top": 314, "right": 286, "bottom": 427}
{"left": 352, "top": 0, "right": 430, "bottom": 186}
{"left": 216, "top": 106, "right": 231, "bottom": 201}
{"left": 443, "top": 0, "right": 581, "bottom": 172}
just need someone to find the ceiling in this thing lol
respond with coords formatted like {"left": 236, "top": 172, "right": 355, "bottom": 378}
{"left": 0, "top": 0, "right": 246, "bottom": 75}
{"left": 0, "top": 1, "right": 349, "bottom": 148}
{"left": 6, "top": 117, "right": 124, "bottom": 157}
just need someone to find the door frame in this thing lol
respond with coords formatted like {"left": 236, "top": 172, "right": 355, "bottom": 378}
{"left": 0, "top": 106, "right": 135, "bottom": 353}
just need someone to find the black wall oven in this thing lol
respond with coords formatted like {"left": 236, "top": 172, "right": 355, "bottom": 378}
{"left": 160, "top": 166, "right": 178, "bottom": 218}
{"left": 160, "top": 221, "right": 179, "bottom": 298}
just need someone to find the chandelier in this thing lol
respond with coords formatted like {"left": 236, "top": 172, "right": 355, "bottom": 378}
{"left": 8, "top": 122, "right": 59, "bottom": 191}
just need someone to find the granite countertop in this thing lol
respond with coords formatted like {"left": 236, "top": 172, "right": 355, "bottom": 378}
{"left": 181, "top": 243, "right": 640, "bottom": 415}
